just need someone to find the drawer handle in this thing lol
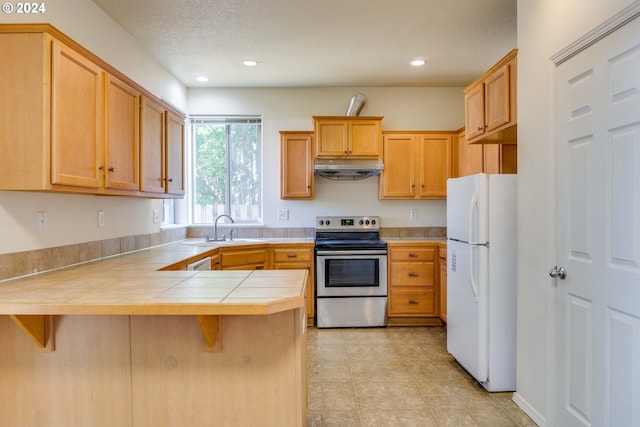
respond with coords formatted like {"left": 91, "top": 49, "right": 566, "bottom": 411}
{"left": 409, "top": 300, "right": 419, "bottom": 305}
{"left": 408, "top": 272, "right": 419, "bottom": 277}
{"left": 255, "top": 266, "right": 265, "bottom": 270}
{"left": 287, "top": 254, "right": 298, "bottom": 258}
{"left": 408, "top": 253, "right": 419, "bottom": 258}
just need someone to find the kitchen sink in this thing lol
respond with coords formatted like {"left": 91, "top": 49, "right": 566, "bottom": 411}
{"left": 180, "top": 238, "right": 265, "bottom": 247}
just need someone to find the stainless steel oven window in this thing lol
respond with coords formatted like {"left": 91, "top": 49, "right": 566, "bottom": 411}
{"left": 325, "top": 258, "right": 379, "bottom": 288}
{"left": 316, "top": 253, "right": 387, "bottom": 297}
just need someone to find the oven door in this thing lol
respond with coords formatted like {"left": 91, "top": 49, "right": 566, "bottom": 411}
{"left": 316, "top": 250, "right": 387, "bottom": 297}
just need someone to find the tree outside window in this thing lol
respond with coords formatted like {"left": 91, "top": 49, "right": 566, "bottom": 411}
{"left": 190, "top": 116, "right": 262, "bottom": 224}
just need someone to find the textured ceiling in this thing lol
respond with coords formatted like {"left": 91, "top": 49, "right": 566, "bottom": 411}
{"left": 92, "top": 0, "right": 517, "bottom": 88}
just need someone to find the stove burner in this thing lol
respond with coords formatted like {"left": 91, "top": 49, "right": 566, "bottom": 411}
{"left": 315, "top": 216, "right": 387, "bottom": 251}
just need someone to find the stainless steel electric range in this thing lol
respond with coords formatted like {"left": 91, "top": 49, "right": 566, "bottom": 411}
{"left": 315, "top": 216, "right": 388, "bottom": 328}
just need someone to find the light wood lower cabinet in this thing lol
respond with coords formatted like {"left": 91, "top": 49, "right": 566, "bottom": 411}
{"left": 439, "top": 246, "right": 447, "bottom": 323}
{"left": 387, "top": 243, "right": 442, "bottom": 326}
{"left": 272, "top": 245, "right": 315, "bottom": 325}
{"left": 220, "top": 246, "right": 268, "bottom": 270}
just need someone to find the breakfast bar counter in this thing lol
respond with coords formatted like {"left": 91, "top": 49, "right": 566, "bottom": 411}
{"left": 0, "top": 242, "right": 308, "bottom": 427}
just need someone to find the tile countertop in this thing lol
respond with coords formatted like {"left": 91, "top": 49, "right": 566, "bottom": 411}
{"left": 0, "top": 240, "right": 310, "bottom": 316}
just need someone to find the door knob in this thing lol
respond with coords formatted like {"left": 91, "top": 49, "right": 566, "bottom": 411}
{"left": 549, "top": 266, "right": 567, "bottom": 280}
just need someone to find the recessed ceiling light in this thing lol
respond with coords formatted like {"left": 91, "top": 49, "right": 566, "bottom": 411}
{"left": 410, "top": 59, "right": 426, "bottom": 66}
{"left": 243, "top": 60, "right": 258, "bottom": 67}
{"left": 195, "top": 76, "right": 210, "bottom": 82}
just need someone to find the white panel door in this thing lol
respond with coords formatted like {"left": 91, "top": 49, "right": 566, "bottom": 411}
{"left": 555, "top": 16, "right": 640, "bottom": 427}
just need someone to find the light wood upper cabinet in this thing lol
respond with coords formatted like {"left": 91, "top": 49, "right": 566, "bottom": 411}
{"left": 51, "top": 39, "right": 104, "bottom": 189}
{"left": 140, "top": 96, "right": 166, "bottom": 194}
{"left": 464, "top": 49, "right": 517, "bottom": 144}
{"left": 417, "top": 134, "right": 452, "bottom": 198}
{"left": 0, "top": 24, "right": 184, "bottom": 198}
{"left": 314, "top": 116, "right": 382, "bottom": 157}
{"left": 455, "top": 128, "right": 484, "bottom": 177}
{"left": 483, "top": 143, "right": 517, "bottom": 174}
{"left": 105, "top": 74, "right": 140, "bottom": 191}
{"left": 165, "top": 110, "right": 185, "bottom": 196}
{"left": 378, "top": 134, "right": 416, "bottom": 198}
{"left": 138, "top": 98, "right": 186, "bottom": 196}
{"left": 454, "top": 128, "right": 517, "bottom": 177}
{"left": 379, "top": 132, "right": 453, "bottom": 199}
{"left": 280, "top": 131, "right": 314, "bottom": 199}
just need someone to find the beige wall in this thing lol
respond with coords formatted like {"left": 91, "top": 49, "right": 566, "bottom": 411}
{"left": 515, "top": 1, "right": 636, "bottom": 425}
{"left": 188, "top": 87, "right": 465, "bottom": 228}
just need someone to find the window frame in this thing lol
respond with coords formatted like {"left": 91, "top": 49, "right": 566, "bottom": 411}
{"left": 187, "top": 115, "right": 263, "bottom": 225}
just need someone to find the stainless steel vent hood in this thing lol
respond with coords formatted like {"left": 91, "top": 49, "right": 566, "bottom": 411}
{"left": 314, "top": 158, "right": 384, "bottom": 180}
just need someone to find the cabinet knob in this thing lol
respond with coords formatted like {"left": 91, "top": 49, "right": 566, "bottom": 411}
{"left": 108, "top": 167, "right": 114, "bottom": 172}
{"left": 98, "top": 165, "right": 106, "bottom": 171}
{"left": 408, "top": 300, "right": 419, "bottom": 304}
{"left": 408, "top": 253, "right": 419, "bottom": 258}
{"left": 477, "top": 126, "right": 483, "bottom": 131}
{"left": 166, "top": 178, "right": 173, "bottom": 182}
{"left": 409, "top": 272, "right": 419, "bottom": 277}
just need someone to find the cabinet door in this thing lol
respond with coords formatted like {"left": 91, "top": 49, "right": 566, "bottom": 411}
{"left": 165, "top": 111, "right": 185, "bottom": 196}
{"left": 417, "top": 134, "right": 451, "bottom": 198}
{"left": 315, "top": 120, "right": 348, "bottom": 156}
{"left": 51, "top": 40, "right": 103, "bottom": 188}
{"left": 465, "top": 84, "right": 485, "bottom": 141}
{"left": 379, "top": 134, "right": 416, "bottom": 199}
{"left": 439, "top": 251, "right": 447, "bottom": 322}
{"left": 140, "top": 96, "right": 165, "bottom": 194}
{"left": 456, "top": 130, "right": 484, "bottom": 177}
{"left": 280, "top": 132, "right": 314, "bottom": 199}
{"left": 484, "top": 63, "right": 512, "bottom": 132}
{"left": 349, "top": 120, "right": 380, "bottom": 157}
{"left": 104, "top": 74, "right": 140, "bottom": 191}
{"left": 483, "top": 143, "right": 518, "bottom": 174}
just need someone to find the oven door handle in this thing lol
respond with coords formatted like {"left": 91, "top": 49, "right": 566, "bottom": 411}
{"left": 315, "top": 250, "right": 388, "bottom": 256}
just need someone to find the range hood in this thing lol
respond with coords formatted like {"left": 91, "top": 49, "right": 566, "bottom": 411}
{"left": 314, "top": 158, "right": 384, "bottom": 180}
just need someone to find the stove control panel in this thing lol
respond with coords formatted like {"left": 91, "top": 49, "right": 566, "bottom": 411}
{"left": 316, "top": 216, "right": 380, "bottom": 230}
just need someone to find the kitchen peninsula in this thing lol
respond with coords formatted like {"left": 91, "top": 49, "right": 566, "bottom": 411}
{"left": 0, "top": 242, "right": 308, "bottom": 427}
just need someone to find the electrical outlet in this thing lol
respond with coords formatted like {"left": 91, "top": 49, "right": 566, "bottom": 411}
{"left": 153, "top": 209, "right": 161, "bottom": 224}
{"left": 37, "top": 211, "right": 47, "bottom": 233}
{"left": 409, "top": 208, "right": 418, "bottom": 220}
{"left": 278, "top": 209, "right": 289, "bottom": 220}
{"left": 98, "top": 210, "right": 105, "bottom": 228}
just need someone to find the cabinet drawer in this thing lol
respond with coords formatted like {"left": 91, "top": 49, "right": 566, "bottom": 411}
{"left": 221, "top": 249, "right": 267, "bottom": 268}
{"left": 389, "top": 247, "right": 436, "bottom": 262}
{"left": 389, "top": 262, "right": 435, "bottom": 287}
{"left": 272, "top": 248, "right": 312, "bottom": 263}
{"left": 389, "top": 289, "right": 436, "bottom": 316}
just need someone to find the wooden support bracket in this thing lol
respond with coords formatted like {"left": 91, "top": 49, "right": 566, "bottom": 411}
{"left": 196, "top": 315, "right": 222, "bottom": 352}
{"left": 10, "top": 315, "right": 55, "bottom": 352}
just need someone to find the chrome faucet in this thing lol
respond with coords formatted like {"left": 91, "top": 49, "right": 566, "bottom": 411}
{"left": 213, "top": 214, "right": 235, "bottom": 241}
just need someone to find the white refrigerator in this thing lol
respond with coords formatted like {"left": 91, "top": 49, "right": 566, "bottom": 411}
{"left": 446, "top": 173, "right": 516, "bottom": 392}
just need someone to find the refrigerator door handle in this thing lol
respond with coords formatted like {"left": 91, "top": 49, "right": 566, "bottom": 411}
{"left": 470, "top": 245, "right": 479, "bottom": 302}
{"left": 468, "top": 190, "right": 478, "bottom": 245}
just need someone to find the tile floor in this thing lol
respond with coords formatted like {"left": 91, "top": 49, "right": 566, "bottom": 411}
{"left": 306, "top": 326, "right": 537, "bottom": 427}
